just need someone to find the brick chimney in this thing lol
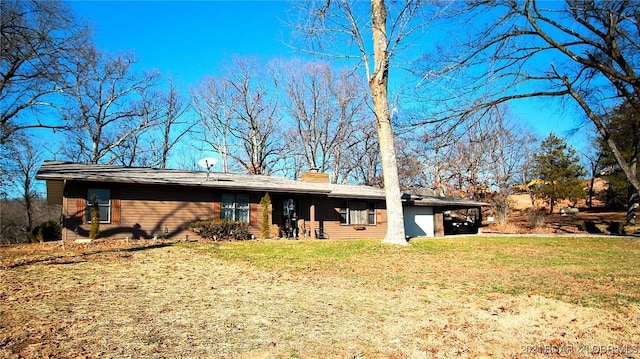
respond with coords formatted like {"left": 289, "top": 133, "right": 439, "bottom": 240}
{"left": 300, "top": 168, "right": 329, "bottom": 183}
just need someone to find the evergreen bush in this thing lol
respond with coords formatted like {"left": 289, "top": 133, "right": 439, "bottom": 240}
{"left": 30, "top": 220, "right": 62, "bottom": 242}
{"left": 89, "top": 194, "right": 100, "bottom": 240}
{"left": 259, "top": 193, "right": 271, "bottom": 239}
{"left": 190, "top": 219, "right": 250, "bottom": 241}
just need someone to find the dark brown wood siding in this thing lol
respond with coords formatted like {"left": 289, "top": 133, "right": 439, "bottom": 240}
{"left": 60, "top": 181, "right": 389, "bottom": 241}
{"left": 255, "top": 194, "right": 388, "bottom": 240}
{"left": 321, "top": 198, "right": 386, "bottom": 239}
{"left": 118, "top": 184, "right": 218, "bottom": 239}
{"left": 61, "top": 182, "right": 264, "bottom": 240}
{"left": 75, "top": 198, "right": 85, "bottom": 224}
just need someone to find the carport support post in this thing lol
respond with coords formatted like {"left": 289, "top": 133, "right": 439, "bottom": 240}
{"left": 310, "top": 202, "right": 316, "bottom": 238}
{"left": 434, "top": 208, "right": 444, "bottom": 237}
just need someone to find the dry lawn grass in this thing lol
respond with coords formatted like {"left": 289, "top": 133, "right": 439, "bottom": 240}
{"left": 1, "top": 237, "right": 639, "bottom": 358}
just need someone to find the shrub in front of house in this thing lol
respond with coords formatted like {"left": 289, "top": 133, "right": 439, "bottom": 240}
{"left": 89, "top": 194, "right": 100, "bottom": 240}
{"left": 190, "top": 219, "right": 250, "bottom": 241}
{"left": 30, "top": 220, "right": 62, "bottom": 242}
{"left": 260, "top": 193, "right": 271, "bottom": 239}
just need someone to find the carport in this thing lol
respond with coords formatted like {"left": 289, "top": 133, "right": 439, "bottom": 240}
{"left": 402, "top": 194, "right": 490, "bottom": 237}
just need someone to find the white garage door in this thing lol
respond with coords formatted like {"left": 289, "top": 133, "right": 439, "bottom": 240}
{"left": 403, "top": 206, "right": 434, "bottom": 238}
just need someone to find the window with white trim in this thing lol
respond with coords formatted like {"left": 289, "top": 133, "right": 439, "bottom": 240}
{"left": 86, "top": 188, "right": 111, "bottom": 223}
{"left": 221, "top": 193, "right": 250, "bottom": 222}
{"left": 339, "top": 201, "right": 376, "bottom": 225}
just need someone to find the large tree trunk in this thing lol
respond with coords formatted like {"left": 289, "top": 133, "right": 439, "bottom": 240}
{"left": 561, "top": 74, "right": 640, "bottom": 196}
{"left": 628, "top": 159, "right": 638, "bottom": 225}
{"left": 370, "top": 0, "right": 406, "bottom": 245}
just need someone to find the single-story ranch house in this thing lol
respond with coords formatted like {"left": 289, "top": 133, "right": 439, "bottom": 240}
{"left": 36, "top": 161, "right": 489, "bottom": 242}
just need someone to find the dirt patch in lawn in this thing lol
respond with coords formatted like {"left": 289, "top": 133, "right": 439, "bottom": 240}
{"left": 1, "top": 240, "right": 639, "bottom": 358}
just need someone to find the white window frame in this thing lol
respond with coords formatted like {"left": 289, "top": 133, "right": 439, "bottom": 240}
{"left": 221, "top": 193, "right": 250, "bottom": 223}
{"left": 339, "top": 201, "right": 376, "bottom": 225}
{"left": 86, "top": 188, "right": 111, "bottom": 224}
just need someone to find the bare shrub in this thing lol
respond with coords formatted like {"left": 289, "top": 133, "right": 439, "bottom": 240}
{"left": 527, "top": 208, "right": 547, "bottom": 228}
{"left": 491, "top": 192, "right": 512, "bottom": 226}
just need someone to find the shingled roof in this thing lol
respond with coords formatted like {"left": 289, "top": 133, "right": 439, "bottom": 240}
{"left": 36, "top": 161, "right": 386, "bottom": 199}
{"left": 36, "top": 161, "right": 489, "bottom": 207}
{"left": 401, "top": 193, "right": 490, "bottom": 208}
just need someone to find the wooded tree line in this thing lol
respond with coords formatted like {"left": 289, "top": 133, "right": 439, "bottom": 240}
{"left": 1, "top": 0, "right": 638, "bottom": 243}
{"left": 190, "top": 57, "right": 379, "bottom": 183}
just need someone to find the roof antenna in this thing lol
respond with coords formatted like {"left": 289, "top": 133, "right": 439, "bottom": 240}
{"left": 197, "top": 157, "right": 218, "bottom": 181}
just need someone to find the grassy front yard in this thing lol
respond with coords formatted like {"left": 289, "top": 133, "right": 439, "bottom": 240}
{"left": 1, "top": 236, "right": 639, "bottom": 358}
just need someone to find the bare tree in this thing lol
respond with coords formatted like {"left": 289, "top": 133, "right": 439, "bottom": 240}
{"left": 276, "top": 126, "right": 305, "bottom": 179}
{"left": 192, "top": 76, "right": 235, "bottom": 173}
{"left": 172, "top": 144, "right": 206, "bottom": 172}
{"left": 117, "top": 81, "right": 195, "bottom": 169}
{"left": 410, "top": 125, "right": 458, "bottom": 197}
{"left": 109, "top": 129, "right": 149, "bottom": 167}
{"left": 61, "top": 46, "right": 160, "bottom": 164}
{"left": 480, "top": 107, "right": 537, "bottom": 224}
{"left": 405, "top": 105, "right": 535, "bottom": 224}
{"left": 297, "top": 0, "right": 435, "bottom": 244}
{"left": 154, "top": 82, "right": 193, "bottom": 169}
{"left": 0, "top": 0, "right": 88, "bottom": 144}
{"left": 582, "top": 146, "right": 604, "bottom": 209}
{"left": 339, "top": 120, "right": 382, "bottom": 186}
{"left": 228, "top": 58, "right": 282, "bottom": 175}
{"left": 281, "top": 60, "right": 337, "bottom": 173}
{"left": 395, "top": 138, "right": 426, "bottom": 191}
{"left": 278, "top": 59, "right": 367, "bottom": 182}
{"left": 445, "top": 106, "right": 535, "bottom": 201}
{"left": 420, "top": 0, "right": 640, "bottom": 196}
{"left": 0, "top": 134, "right": 43, "bottom": 237}
{"left": 444, "top": 118, "right": 491, "bottom": 199}
{"left": 193, "top": 57, "right": 283, "bottom": 175}
{"left": 111, "top": 82, "right": 195, "bottom": 168}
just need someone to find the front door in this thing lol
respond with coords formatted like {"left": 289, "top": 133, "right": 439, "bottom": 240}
{"left": 282, "top": 198, "right": 298, "bottom": 238}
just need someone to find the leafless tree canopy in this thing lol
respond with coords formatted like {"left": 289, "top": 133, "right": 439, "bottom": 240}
{"left": 0, "top": 134, "right": 45, "bottom": 237}
{"left": 417, "top": 0, "right": 640, "bottom": 194}
{"left": 226, "top": 58, "right": 282, "bottom": 175}
{"left": 192, "top": 57, "right": 378, "bottom": 180}
{"left": 154, "top": 82, "right": 193, "bottom": 169}
{"left": 111, "top": 82, "right": 194, "bottom": 168}
{"left": 292, "top": 0, "right": 444, "bottom": 244}
{"left": 192, "top": 57, "right": 283, "bottom": 175}
{"left": 61, "top": 47, "right": 161, "bottom": 164}
{"left": 0, "top": 0, "right": 88, "bottom": 144}
{"left": 399, "top": 105, "right": 534, "bottom": 197}
{"left": 277, "top": 60, "right": 369, "bottom": 182}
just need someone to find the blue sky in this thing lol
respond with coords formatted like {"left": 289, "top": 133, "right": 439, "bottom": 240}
{"left": 67, "top": 0, "right": 587, "bottom": 150}
{"left": 69, "top": 1, "right": 295, "bottom": 91}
